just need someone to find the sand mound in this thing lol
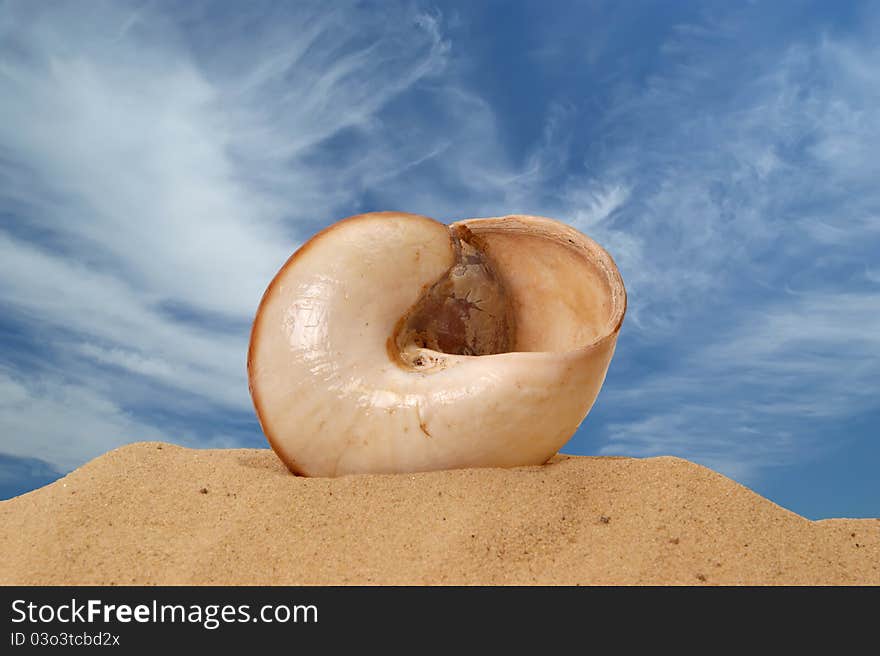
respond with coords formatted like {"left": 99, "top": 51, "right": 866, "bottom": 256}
{"left": 1, "top": 442, "right": 877, "bottom": 585}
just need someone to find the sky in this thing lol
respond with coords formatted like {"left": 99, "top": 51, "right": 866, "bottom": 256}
{"left": 0, "top": 0, "right": 877, "bottom": 519}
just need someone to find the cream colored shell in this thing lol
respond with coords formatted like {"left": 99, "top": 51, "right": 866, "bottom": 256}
{"left": 247, "top": 212, "right": 626, "bottom": 476}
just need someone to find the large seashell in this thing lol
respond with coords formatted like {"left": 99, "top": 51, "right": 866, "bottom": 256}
{"left": 247, "top": 212, "right": 626, "bottom": 476}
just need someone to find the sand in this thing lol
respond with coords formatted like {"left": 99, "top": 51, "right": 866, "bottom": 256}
{"left": 1, "top": 441, "right": 877, "bottom": 585}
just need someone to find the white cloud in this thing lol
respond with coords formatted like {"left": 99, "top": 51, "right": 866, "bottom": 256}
{"left": 0, "top": 0, "right": 455, "bottom": 471}
{"left": 0, "top": 233, "right": 248, "bottom": 410}
{"left": 0, "top": 364, "right": 244, "bottom": 472}
{"left": 0, "top": 1, "right": 451, "bottom": 319}
{"left": 0, "top": 367, "right": 164, "bottom": 470}
{"left": 571, "top": 14, "right": 880, "bottom": 480}
{"left": 599, "top": 415, "right": 803, "bottom": 485}
{"left": 568, "top": 184, "right": 630, "bottom": 229}
{"left": 599, "top": 290, "right": 880, "bottom": 481}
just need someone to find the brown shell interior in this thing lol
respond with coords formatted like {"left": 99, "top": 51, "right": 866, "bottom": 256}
{"left": 394, "top": 215, "right": 626, "bottom": 360}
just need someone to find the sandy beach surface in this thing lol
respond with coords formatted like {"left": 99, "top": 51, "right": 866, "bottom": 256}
{"left": 1, "top": 441, "right": 877, "bottom": 585}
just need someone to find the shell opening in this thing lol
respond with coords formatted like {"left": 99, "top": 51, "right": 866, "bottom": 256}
{"left": 393, "top": 225, "right": 516, "bottom": 369}
{"left": 390, "top": 215, "right": 626, "bottom": 370}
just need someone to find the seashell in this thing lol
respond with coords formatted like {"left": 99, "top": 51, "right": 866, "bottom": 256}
{"left": 247, "top": 212, "right": 626, "bottom": 476}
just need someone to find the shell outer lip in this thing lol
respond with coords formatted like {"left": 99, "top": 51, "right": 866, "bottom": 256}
{"left": 451, "top": 213, "right": 627, "bottom": 356}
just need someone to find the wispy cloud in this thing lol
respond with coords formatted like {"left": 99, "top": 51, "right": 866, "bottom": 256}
{"left": 0, "top": 0, "right": 453, "bottom": 472}
{"left": 561, "top": 6, "right": 880, "bottom": 480}
{"left": 598, "top": 290, "right": 880, "bottom": 483}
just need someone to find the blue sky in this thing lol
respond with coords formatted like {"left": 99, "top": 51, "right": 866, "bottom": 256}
{"left": 1, "top": 0, "right": 878, "bottom": 519}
